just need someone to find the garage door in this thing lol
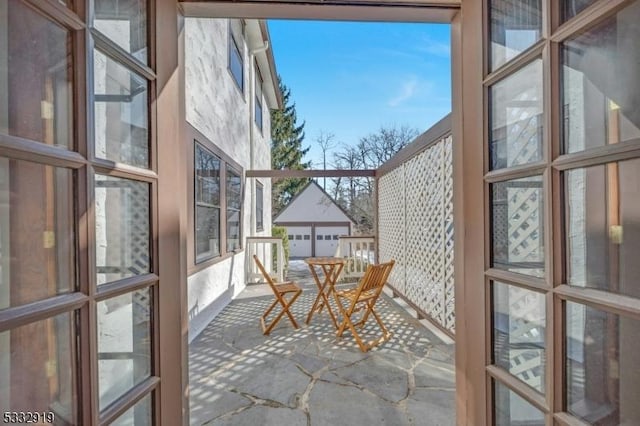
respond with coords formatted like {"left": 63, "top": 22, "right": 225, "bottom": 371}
{"left": 286, "top": 226, "right": 312, "bottom": 258}
{"left": 314, "top": 226, "right": 349, "bottom": 257}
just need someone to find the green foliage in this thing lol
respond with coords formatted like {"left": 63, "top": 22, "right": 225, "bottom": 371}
{"left": 271, "top": 77, "right": 311, "bottom": 215}
{"left": 271, "top": 225, "right": 290, "bottom": 272}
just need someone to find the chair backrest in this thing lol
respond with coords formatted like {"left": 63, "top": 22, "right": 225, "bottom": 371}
{"left": 357, "top": 260, "right": 395, "bottom": 295}
{"left": 253, "top": 255, "right": 279, "bottom": 293}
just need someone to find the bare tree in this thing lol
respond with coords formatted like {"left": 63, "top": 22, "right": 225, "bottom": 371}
{"left": 333, "top": 144, "right": 363, "bottom": 199}
{"left": 332, "top": 124, "right": 419, "bottom": 234}
{"left": 359, "top": 124, "right": 419, "bottom": 167}
{"left": 316, "top": 131, "right": 336, "bottom": 191}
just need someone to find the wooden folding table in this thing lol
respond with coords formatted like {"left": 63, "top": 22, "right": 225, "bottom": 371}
{"left": 304, "top": 257, "right": 345, "bottom": 329}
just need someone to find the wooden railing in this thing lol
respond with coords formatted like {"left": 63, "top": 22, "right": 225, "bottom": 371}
{"left": 245, "top": 237, "right": 285, "bottom": 283}
{"left": 335, "top": 236, "right": 376, "bottom": 280}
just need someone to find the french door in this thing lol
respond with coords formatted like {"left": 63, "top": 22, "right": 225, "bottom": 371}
{"left": 0, "top": 0, "right": 176, "bottom": 423}
{"left": 477, "top": 0, "right": 640, "bottom": 424}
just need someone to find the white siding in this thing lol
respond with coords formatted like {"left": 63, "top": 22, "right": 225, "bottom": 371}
{"left": 275, "top": 183, "right": 353, "bottom": 224}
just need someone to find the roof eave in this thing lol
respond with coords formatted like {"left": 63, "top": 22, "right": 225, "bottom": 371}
{"left": 259, "top": 20, "right": 283, "bottom": 109}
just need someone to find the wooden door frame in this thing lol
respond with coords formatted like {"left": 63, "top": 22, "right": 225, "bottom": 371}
{"left": 451, "top": 2, "right": 486, "bottom": 423}
{"left": 156, "top": 1, "right": 189, "bottom": 425}
{"left": 153, "top": 0, "right": 640, "bottom": 423}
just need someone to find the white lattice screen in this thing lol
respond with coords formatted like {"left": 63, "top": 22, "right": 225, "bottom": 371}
{"left": 378, "top": 166, "right": 405, "bottom": 295}
{"left": 378, "top": 135, "right": 455, "bottom": 334}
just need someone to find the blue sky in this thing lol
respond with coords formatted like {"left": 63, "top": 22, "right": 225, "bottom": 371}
{"left": 267, "top": 20, "right": 452, "bottom": 167}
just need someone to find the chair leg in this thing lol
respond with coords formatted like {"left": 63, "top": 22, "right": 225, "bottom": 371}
{"left": 263, "top": 298, "right": 279, "bottom": 319}
{"left": 336, "top": 315, "right": 348, "bottom": 337}
{"left": 333, "top": 292, "right": 352, "bottom": 338}
{"left": 362, "top": 307, "right": 392, "bottom": 351}
{"left": 261, "top": 292, "right": 301, "bottom": 335}
{"left": 348, "top": 319, "right": 368, "bottom": 352}
{"left": 334, "top": 296, "right": 369, "bottom": 351}
{"left": 262, "top": 303, "right": 288, "bottom": 335}
{"left": 370, "top": 306, "right": 391, "bottom": 338}
{"left": 282, "top": 290, "right": 301, "bottom": 329}
{"left": 336, "top": 310, "right": 367, "bottom": 351}
{"left": 334, "top": 298, "right": 392, "bottom": 352}
{"left": 358, "top": 300, "right": 374, "bottom": 326}
{"left": 336, "top": 315, "right": 350, "bottom": 338}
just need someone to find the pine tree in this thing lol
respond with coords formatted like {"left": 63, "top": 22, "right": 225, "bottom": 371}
{"left": 271, "top": 78, "right": 311, "bottom": 215}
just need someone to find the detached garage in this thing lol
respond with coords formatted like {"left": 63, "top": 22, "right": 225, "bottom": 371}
{"left": 274, "top": 181, "right": 355, "bottom": 258}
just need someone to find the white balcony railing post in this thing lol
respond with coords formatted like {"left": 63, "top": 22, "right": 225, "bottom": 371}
{"left": 337, "top": 236, "right": 375, "bottom": 280}
{"left": 245, "top": 237, "right": 284, "bottom": 283}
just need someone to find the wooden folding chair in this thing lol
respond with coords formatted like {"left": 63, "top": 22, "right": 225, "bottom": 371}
{"left": 253, "top": 255, "right": 303, "bottom": 335}
{"left": 333, "top": 260, "right": 395, "bottom": 352}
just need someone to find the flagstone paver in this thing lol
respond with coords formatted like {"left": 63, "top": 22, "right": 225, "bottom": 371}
{"left": 189, "top": 260, "right": 455, "bottom": 426}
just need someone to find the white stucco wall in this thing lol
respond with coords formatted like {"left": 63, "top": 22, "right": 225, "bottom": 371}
{"left": 185, "top": 17, "right": 273, "bottom": 341}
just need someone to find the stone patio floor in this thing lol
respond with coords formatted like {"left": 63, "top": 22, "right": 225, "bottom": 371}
{"left": 188, "top": 260, "right": 456, "bottom": 425}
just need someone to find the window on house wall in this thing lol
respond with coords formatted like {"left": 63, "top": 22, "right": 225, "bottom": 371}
{"left": 256, "top": 181, "right": 264, "bottom": 231}
{"left": 228, "top": 23, "right": 243, "bottom": 92}
{"left": 191, "top": 134, "right": 246, "bottom": 266}
{"left": 195, "top": 144, "right": 221, "bottom": 262}
{"left": 226, "top": 167, "right": 242, "bottom": 252}
{"left": 255, "top": 61, "right": 263, "bottom": 131}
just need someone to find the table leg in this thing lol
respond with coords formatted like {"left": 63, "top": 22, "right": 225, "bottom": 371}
{"left": 306, "top": 264, "right": 341, "bottom": 329}
{"left": 324, "top": 263, "right": 345, "bottom": 329}
{"left": 319, "top": 264, "right": 340, "bottom": 329}
{"left": 306, "top": 265, "right": 326, "bottom": 324}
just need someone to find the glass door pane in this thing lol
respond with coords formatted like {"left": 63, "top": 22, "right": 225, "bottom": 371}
{"left": 95, "top": 175, "right": 151, "bottom": 285}
{"left": 565, "top": 158, "right": 640, "bottom": 299}
{"left": 98, "top": 288, "right": 152, "bottom": 409}
{"left": 93, "top": 49, "right": 150, "bottom": 168}
{"left": 0, "top": 158, "right": 75, "bottom": 309}
{"left": 0, "top": 312, "right": 78, "bottom": 424}
{"left": 493, "top": 282, "right": 546, "bottom": 393}
{"left": 93, "top": 0, "right": 148, "bottom": 64}
{"left": 491, "top": 175, "right": 545, "bottom": 278}
{"left": 489, "top": 0, "right": 542, "bottom": 71}
{"left": 111, "top": 394, "right": 153, "bottom": 426}
{"left": 562, "top": 2, "right": 640, "bottom": 154}
{"left": 566, "top": 302, "right": 640, "bottom": 424}
{"left": 0, "top": 0, "right": 73, "bottom": 149}
{"left": 489, "top": 60, "right": 544, "bottom": 170}
{"left": 493, "top": 380, "right": 545, "bottom": 425}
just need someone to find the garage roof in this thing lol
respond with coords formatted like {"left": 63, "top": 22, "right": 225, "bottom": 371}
{"left": 273, "top": 181, "right": 356, "bottom": 224}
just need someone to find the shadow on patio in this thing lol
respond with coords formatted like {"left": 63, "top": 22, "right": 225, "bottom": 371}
{"left": 188, "top": 261, "right": 456, "bottom": 425}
